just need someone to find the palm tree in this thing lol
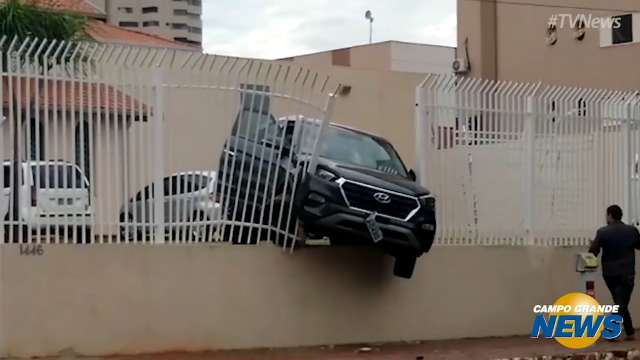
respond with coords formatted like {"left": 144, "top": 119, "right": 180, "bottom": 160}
{"left": 0, "top": 0, "right": 86, "bottom": 241}
{"left": 0, "top": 0, "right": 86, "bottom": 44}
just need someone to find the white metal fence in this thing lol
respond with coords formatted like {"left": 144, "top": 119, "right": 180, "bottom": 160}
{"left": 417, "top": 74, "right": 640, "bottom": 246}
{"left": 0, "top": 36, "right": 337, "bottom": 248}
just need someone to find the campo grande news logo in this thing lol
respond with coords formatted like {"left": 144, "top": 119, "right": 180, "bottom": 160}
{"left": 530, "top": 292, "right": 623, "bottom": 349}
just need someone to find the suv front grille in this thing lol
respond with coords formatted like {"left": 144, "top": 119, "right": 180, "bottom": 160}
{"left": 339, "top": 180, "right": 420, "bottom": 221}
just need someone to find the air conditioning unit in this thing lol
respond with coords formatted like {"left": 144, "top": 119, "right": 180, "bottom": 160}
{"left": 452, "top": 58, "right": 469, "bottom": 74}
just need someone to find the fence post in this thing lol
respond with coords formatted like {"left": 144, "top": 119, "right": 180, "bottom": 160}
{"left": 525, "top": 96, "right": 536, "bottom": 245}
{"left": 307, "top": 93, "right": 336, "bottom": 175}
{"left": 623, "top": 105, "right": 632, "bottom": 224}
{"left": 153, "top": 71, "right": 165, "bottom": 243}
{"left": 415, "top": 85, "right": 428, "bottom": 186}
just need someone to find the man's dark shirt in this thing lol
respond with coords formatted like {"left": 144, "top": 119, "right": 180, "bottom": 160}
{"left": 589, "top": 222, "right": 640, "bottom": 276}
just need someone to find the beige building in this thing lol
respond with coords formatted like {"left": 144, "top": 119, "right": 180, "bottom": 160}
{"left": 457, "top": 0, "right": 640, "bottom": 89}
{"left": 282, "top": 41, "right": 454, "bottom": 167}
{"left": 103, "top": 0, "right": 202, "bottom": 47}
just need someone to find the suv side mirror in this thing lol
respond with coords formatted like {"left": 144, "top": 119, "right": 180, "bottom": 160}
{"left": 408, "top": 169, "right": 417, "bottom": 182}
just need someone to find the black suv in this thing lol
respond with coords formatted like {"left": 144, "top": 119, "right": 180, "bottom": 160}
{"left": 217, "top": 110, "right": 436, "bottom": 278}
{"left": 294, "top": 124, "right": 436, "bottom": 278}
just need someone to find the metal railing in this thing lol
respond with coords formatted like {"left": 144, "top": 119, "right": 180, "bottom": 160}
{"left": 0, "top": 36, "right": 338, "bottom": 248}
{"left": 417, "top": 74, "right": 640, "bottom": 246}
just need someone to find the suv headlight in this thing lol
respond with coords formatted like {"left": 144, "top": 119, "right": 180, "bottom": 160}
{"left": 420, "top": 195, "right": 435, "bottom": 210}
{"left": 317, "top": 168, "right": 338, "bottom": 182}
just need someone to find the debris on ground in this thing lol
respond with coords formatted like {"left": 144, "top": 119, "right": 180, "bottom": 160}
{"left": 496, "top": 348, "right": 640, "bottom": 360}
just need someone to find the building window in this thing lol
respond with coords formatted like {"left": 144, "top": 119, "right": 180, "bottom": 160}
{"left": 612, "top": 14, "right": 633, "bottom": 44}
{"left": 189, "top": 0, "right": 201, "bottom": 5}
{"left": 174, "top": 9, "right": 188, "bottom": 15}
{"left": 189, "top": 26, "right": 201, "bottom": 34}
{"left": 117, "top": 6, "right": 133, "bottom": 13}
{"left": 174, "top": 37, "right": 189, "bottom": 43}
{"left": 172, "top": 23, "right": 187, "bottom": 29}
{"left": 142, "top": 6, "right": 158, "bottom": 14}
{"left": 143, "top": 20, "right": 160, "bottom": 27}
{"left": 119, "top": 21, "right": 138, "bottom": 27}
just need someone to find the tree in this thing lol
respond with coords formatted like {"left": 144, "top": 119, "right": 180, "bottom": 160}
{"left": 0, "top": 0, "right": 86, "bottom": 241}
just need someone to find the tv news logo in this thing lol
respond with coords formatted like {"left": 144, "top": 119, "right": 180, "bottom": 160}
{"left": 530, "top": 292, "right": 623, "bottom": 349}
{"left": 548, "top": 14, "right": 622, "bottom": 30}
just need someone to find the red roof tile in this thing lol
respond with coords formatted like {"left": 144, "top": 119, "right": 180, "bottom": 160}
{"left": 27, "top": 0, "right": 104, "bottom": 17}
{"left": 2, "top": 77, "right": 148, "bottom": 114}
{"left": 85, "top": 20, "right": 197, "bottom": 50}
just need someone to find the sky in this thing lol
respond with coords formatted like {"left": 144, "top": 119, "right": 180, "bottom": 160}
{"left": 201, "top": 0, "right": 456, "bottom": 59}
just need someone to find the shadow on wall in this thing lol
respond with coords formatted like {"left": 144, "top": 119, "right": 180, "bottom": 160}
{"left": 286, "top": 246, "right": 395, "bottom": 288}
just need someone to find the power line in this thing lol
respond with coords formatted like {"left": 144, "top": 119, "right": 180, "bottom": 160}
{"left": 463, "top": 0, "right": 640, "bottom": 13}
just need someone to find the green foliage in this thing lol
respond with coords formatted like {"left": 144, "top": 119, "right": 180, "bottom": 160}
{"left": 0, "top": 0, "right": 86, "bottom": 42}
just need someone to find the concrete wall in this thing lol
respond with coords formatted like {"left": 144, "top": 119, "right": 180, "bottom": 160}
{"left": 0, "top": 244, "right": 631, "bottom": 357}
{"left": 390, "top": 43, "right": 455, "bottom": 74}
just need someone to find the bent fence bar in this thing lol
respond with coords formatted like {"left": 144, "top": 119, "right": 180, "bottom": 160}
{"left": 417, "top": 74, "right": 640, "bottom": 247}
{"left": 0, "top": 36, "right": 337, "bottom": 247}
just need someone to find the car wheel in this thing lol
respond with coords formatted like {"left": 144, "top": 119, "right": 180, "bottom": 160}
{"left": 393, "top": 255, "right": 417, "bottom": 279}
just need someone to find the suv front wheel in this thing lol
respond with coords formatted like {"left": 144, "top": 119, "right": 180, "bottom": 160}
{"left": 393, "top": 255, "right": 417, "bottom": 279}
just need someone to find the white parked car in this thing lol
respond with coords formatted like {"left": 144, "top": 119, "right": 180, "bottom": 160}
{"left": 119, "top": 171, "right": 222, "bottom": 242}
{"left": 1, "top": 160, "right": 93, "bottom": 242}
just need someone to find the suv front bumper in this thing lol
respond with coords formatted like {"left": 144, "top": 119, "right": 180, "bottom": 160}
{"left": 295, "top": 176, "right": 436, "bottom": 256}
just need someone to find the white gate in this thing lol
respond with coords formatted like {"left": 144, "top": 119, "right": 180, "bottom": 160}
{"left": 416, "top": 74, "right": 640, "bottom": 246}
{"left": 0, "top": 36, "right": 337, "bottom": 248}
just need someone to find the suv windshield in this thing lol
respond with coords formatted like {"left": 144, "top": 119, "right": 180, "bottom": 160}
{"left": 320, "top": 126, "right": 408, "bottom": 177}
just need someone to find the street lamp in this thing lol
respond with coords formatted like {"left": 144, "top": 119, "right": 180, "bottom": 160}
{"left": 365, "top": 10, "right": 374, "bottom": 44}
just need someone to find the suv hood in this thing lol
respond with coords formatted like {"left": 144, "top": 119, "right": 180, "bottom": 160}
{"left": 318, "top": 158, "right": 431, "bottom": 196}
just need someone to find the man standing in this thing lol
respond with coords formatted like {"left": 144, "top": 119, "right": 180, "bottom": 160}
{"left": 589, "top": 205, "right": 640, "bottom": 340}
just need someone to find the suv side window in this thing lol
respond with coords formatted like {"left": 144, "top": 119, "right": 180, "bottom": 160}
{"left": 165, "top": 175, "right": 187, "bottom": 196}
